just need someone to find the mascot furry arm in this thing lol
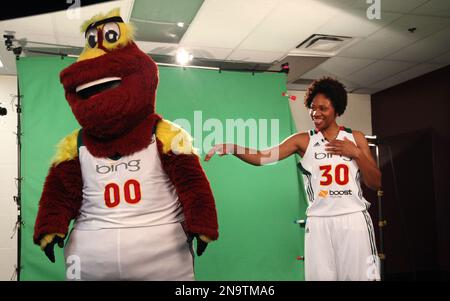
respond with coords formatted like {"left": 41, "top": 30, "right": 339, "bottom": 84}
{"left": 33, "top": 9, "right": 218, "bottom": 262}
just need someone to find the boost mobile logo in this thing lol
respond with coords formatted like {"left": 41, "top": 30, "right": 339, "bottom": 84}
{"left": 319, "top": 189, "right": 353, "bottom": 197}
{"left": 319, "top": 190, "right": 328, "bottom": 198}
{"left": 96, "top": 160, "right": 141, "bottom": 174}
{"left": 330, "top": 189, "right": 353, "bottom": 196}
{"left": 314, "top": 152, "right": 352, "bottom": 161}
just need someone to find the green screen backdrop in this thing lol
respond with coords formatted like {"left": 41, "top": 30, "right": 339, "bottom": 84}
{"left": 18, "top": 56, "right": 307, "bottom": 280}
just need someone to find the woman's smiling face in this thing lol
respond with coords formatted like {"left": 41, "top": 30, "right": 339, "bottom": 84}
{"left": 309, "top": 93, "right": 337, "bottom": 131}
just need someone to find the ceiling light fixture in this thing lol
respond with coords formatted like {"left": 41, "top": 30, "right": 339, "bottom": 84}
{"left": 176, "top": 49, "right": 193, "bottom": 66}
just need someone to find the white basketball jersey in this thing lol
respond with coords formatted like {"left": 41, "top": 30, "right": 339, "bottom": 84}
{"left": 298, "top": 127, "right": 370, "bottom": 217}
{"left": 74, "top": 134, "right": 184, "bottom": 230}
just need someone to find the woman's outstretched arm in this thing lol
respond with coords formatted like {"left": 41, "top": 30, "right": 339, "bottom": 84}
{"left": 204, "top": 132, "right": 308, "bottom": 166}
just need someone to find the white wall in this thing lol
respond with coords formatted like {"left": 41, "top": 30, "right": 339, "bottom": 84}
{"left": 0, "top": 75, "right": 18, "bottom": 281}
{"left": 288, "top": 90, "right": 372, "bottom": 135}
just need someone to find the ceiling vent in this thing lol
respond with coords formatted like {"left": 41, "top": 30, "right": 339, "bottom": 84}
{"left": 291, "top": 34, "right": 355, "bottom": 56}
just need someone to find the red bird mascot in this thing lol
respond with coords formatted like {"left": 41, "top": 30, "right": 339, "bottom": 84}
{"left": 33, "top": 8, "right": 218, "bottom": 280}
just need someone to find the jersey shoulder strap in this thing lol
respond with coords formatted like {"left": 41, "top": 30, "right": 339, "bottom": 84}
{"left": 77, "top": 128, "right": 84, "bottom": 151}
{"left": 308, "top": 128, "right": 319, "bottom": 137}
{"left": 341, "top": 126, "right": 352, "bottom": 133}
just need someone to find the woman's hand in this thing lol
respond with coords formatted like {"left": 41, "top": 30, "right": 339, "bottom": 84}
{"left": 204, "top": 144, "right": 235, "bottom": 161}
{"left": 325, "top": 137, "right": 362, "bottom": 159}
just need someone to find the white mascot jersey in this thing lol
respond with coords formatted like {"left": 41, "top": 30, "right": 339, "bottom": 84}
{"left": 74, "top": 134, "right": 184, "bottom": 230}
{"left": 299, "top": 127, "right": 370, "bottom": 217}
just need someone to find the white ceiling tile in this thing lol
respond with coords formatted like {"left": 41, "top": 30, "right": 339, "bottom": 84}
{"left": 316, "top": 9, "right": 400, "bottom": 38}
{"left": 188, "top": 47, "right": 234, "bottom": 60}
{"left": 345, "top": 60, "right": 415, "bottom": 85}
{"left": 294, "top": 71, "right": 361, "bottom": 92}
{"left": 0, "top": 14, "right": 54, "bottom": 39}
{"left": 339, "top": 34, "right": 412, "bottom": 59}
{"left": 430, "top": 50, "right": 450, "bottom": 64}
{"left": 340, "top": 14, "right": 450, "bottom": 59}
{"left": 338, "top": 77, "right": 361, "bottom": 90}
{"left": 227, "top": 49, "right": 285, "bottom": 63}
{"left": 371, "top": 63, "right": 445, "bottom": 89}
{"left": 319, "top": 56, "right": 376, "bottom": 77}
{"left": 136, "top": 41, "right": 177, "bottom": 54}
{"left": 135, "top": 41, "right": 179, "bottom": 56}
{"left": 301, "top": 66, "right": 339, "bottom": 80}
{"left": 412, "top": 0, "right": 450, "bottom": 18}
{"left": 180, "top": 0, "right": 279, "bottom": 49}
{"left": 300, "top": 66, "right": 361, "bottom": 90}
{"left": 313, "top": 0, "right": 359, "bottom": 10}
{"left": 352, "top": 0, "right": 428, "bottom": 13}
{"left": 236, "top": 0, "right": 345, "bottom": 52}
{"left": 386, "top": 27, "right": 450, "bottom": 62}
{"left": 276, "top": 55, "right": 330, "bottom": 82}
{"left": 351, "top": 87, "right": 379, "bottom": 94}
{"left": 388, "top": 14, "right": 450, "bottom": 38}
{"left": 135, "top": 41, "right": 234, "bottom": 60}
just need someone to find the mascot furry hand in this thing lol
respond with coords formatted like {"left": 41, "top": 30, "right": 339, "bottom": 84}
{"left": 33, "top": 9, "right": 218, "bottom": 280}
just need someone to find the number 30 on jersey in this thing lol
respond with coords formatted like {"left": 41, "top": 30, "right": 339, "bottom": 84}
{"left": 319, "top": 164, "right": 349, "bottom": 186}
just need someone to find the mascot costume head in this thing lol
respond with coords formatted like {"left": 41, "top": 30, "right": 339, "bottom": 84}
{"left": 34, "top": 9, "right": 219, "bottom": 280}
{"left": 61, "top": 8, "right": 159, "bottom": 156}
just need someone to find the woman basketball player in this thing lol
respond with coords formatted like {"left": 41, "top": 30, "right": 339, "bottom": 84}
{"left": 205, "top": 77, "right": 381, "bottom": 281}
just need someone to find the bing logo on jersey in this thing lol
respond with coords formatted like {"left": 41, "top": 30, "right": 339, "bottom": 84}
{"left": 314, "top": 152, "right": 352, "bottom": 161}
{"left": 96, "top": 159, "right": 141, "bottom": 174}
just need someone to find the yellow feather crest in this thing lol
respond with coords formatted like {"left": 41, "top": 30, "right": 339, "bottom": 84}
{"left": 156, "top": 120, "right": 198, "bottom": 156}
{"left": 78, "top": 7, "right": 135, "bottom": 62}
{"left": 51, "top": 129, "right": 80, "bottom": 166}
{"left": 80, "top": 8, "right": 135, "bottom": 41}
{"left": 81, "top": 8, "right": 120, "bottom": 33}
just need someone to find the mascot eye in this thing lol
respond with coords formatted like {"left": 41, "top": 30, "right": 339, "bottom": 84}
{"left": 103, "top": 22, "right": 120, "bottom": 44}
{"left": 86, "top": 28, "right": 98, "bottom": 48}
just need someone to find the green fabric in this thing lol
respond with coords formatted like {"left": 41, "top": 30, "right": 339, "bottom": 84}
{"left": 18, "top": 56, "right": 307, "bottom": 280}
{"left": 18, "top": 56, "right": 78, "bottom": 281}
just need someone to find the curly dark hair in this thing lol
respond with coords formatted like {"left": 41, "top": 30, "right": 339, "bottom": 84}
{"left": 304, "top": 77, "right": 347, "bottom": 116}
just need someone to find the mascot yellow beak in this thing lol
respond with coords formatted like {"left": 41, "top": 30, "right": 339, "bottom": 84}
{"left": 78, "top": 8, "right": 135, "bottom": 62}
